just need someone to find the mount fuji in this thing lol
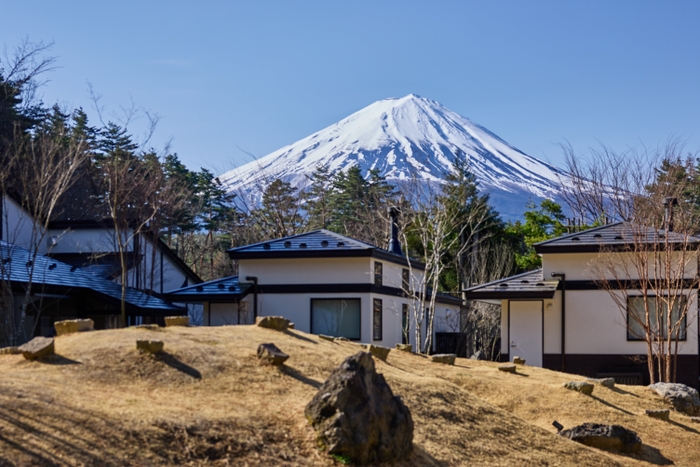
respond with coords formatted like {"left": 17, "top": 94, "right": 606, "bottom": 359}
{"left": 220, "top": 94, "right": 568, "bottom": 219}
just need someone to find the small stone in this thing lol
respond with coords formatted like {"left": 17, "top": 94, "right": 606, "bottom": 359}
{"left": 498, "top": 364, "right": 517, "bottom": 373}
{"left": 133, "top": 324, "right": 159, "bottom": 330}
{"left": 469, "top": 349, "right": 486, "bottom": 360}
{"left": 563, "top": 382, "right": 595, "bottom": 395}
{"left": 587, "top": 377, "right": 615, "bottom": 388}
{"left": 430, "top": 354, "right": 456, "bottom": 365}
{"left": 255, "top": 316, "right": 290, "bottom": 331}
{"left": 645, "top": 409, "right": 670, "bottom": 421}
{"left": 164, "top": 316, "right": 190, "bottom": 327}
{"left": 288, "top": 322, "right": 295, "bottom": 329}
{"left": 689, "top": 417, "right": 700, "bottom": 423}
{"left": 334, "top": 337, "right": 349, "bottom": 342}
{"left": 0, "top": 346, "right": 20, "bottom": 355}
{"left": 319, "top": 334, "right": 335, "bottom": 342}
{"left": 365, "top": 344, "right": 391, "bottom": 361}
{"left": 649, "top": 382, "right": 700, "bottom": 416}
{"left": 257, "top": 343, "right": 289, "bottom": 365}
{"left": 559, "top": 423, "right": 641, "bottom": 453}
{"left": 54, "top": 319, "right": 94, "bottom": 336}
{"left": 18, "top": 337, "right": 55, "bottom": 360}
{"left": 396, "top": 344, "right": 413, "bottom": 352}
{"left": 512, "top": 356, "right": 526, "bottom": 365}
{"left": 136, "top": 340, "right": 164, "bottom": 354}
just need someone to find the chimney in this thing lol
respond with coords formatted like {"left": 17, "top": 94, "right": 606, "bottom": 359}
{"left": 663, "top": 197, "right": 678, "bottom": 232}
{"left": 387, "top": 207, "right": 402, "bottom": 256}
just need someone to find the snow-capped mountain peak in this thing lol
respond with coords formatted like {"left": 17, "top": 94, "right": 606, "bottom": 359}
{"left": 220, "top": 95, "right": 567, "bottom": 218}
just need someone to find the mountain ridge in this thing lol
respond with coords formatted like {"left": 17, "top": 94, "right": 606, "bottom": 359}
{"left": 220, "top": 94, "right": 568, "bottom": 219}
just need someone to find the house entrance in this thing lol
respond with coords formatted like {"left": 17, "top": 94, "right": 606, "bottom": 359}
{"left": 509, "top": 301, "right": 543, "bottom": 367}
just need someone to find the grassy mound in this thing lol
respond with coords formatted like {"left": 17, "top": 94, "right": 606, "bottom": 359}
{"left": 0, "top": 325, "right": 697, "bottom": 466}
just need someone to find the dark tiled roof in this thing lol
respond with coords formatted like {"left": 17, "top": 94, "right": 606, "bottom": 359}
{"left": 464, "top": 269, "right": 559, "bottom": 300}
{"left": 534, "top": 222, "right": 700, "bottom": 254}
{"left": 228, "top": 229, "right": 425, "bottom": 269}
{"left": 164, "top": 276, "right": 252, "bottom": 302}
{"left": 0, "top": 241, "right": 183, "bottom": 312}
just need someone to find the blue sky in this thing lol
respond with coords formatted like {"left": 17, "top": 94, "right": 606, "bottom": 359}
{"left": 4, "top": 1, "right": 700, "bottom": 174}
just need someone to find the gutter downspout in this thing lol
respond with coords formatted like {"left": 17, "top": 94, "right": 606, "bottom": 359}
{"left": 246, "top": 276, "right": 258, "bottom": 320}
{"left": 551, "top": 272, "right": 566, "bottom": 372}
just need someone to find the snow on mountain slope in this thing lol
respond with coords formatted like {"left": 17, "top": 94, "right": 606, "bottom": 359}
{"left": 220, "top": 94, "right": 568, "bottom": 218}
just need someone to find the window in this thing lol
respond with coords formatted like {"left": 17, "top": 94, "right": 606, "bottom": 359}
{"left": 402, "top": 303, "right": 409, "bottom": 344}
{"left": 374, "top": 262, "right": 383, "bottom": 286}
{"left": 402, "top": 268, "right": 410, "bottom": 292}
{"left": 373, "top": 298, "right": 383, "bottom": 341}
{"left": 627, "top": 296, "right": 687, "bottom": 340}
{"left": 311, "top": 299, "right": 361, "bottom": 340}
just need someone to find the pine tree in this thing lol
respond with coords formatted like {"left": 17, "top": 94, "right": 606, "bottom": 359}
{"left": 302, "top": 164, "right": 334, "bottom": 230}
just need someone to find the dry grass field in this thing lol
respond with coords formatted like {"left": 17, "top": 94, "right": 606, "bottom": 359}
{"left": 0, "top": 325, "right": 698, "bottom": 466}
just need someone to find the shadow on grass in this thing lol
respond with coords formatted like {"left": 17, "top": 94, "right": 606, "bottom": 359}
{"left": 154, "top": 352, "right": 202, "bottom": 379}
{"left": 282, "top": 330, "right": 317, "bottom": 344}
{"left": 510, "top": 371, "right": 529, "bottom": 377}
{"left": 401, "top": 445, "right": 448, "bottom": 467}
{"left": 278, "top": 365, "right": 322, "bottom": 389}
{"left": 668, "top": 418, "right": 700, "bottom": 434}
{"left": 610, "top": 387, "right": 640, "bottom": 397}
{"left": 623, "top": 444, "right": 674, "bottom": 466}
{"left": 38, "top": 355, "right": 82, "bottom": 365}
{"left": 590, "top": 395, "right": 634, "bottom": 415}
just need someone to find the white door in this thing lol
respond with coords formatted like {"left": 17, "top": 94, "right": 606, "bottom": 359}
{"left": 509, "top": 301, "right": 543, "bottom": 367}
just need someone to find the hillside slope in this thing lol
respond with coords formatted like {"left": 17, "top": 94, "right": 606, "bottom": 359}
{"left": 0, "top": 326, "right": 696, "bottom": 466}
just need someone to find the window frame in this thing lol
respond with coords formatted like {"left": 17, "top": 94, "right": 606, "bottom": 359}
{"left": 626, "top": 295, "right": 688, "bottom": 341}
{"left": 402, "top": 268, "right": 410, "bottom": 292}
{"left": 401, "top": 303, "right": 409, "bottom": 344}
{"left": 310, "top": 298, "right": 362, "bottom": 341}
{"left": 374, "top": 261, "right": 383, "bottom": 287}
{"left": 373, "top": 298, "right": 383, "bottom": 341}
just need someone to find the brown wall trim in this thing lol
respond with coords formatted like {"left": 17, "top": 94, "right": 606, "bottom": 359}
{"left": 257, "top": 283, "right": 462, "bottom": 305}
{"left": 542, "top": 353, "right": 699, "bottom": 389}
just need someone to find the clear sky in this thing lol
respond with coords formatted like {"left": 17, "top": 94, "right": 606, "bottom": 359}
{"left": 4, "top": 1, "right": 700, "bottom": 174}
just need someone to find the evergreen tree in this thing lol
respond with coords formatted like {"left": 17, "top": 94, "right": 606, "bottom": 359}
{"left": 254, "top": 178, "right": 302, "bottom": 239}
{"left": 302, "top": 164, "right": 334, "bottom": 230}
{"left": 506, "top": 199, "right": 567, "bottom": 271}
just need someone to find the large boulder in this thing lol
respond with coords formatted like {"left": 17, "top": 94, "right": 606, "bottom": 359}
{"left": 559, "top": 423, "right": 641, "bottom": 453}
{"left": 649, "top": 382, "right": 700, "bottom": 416}
{"left": 256, "top": 316, "right": 290, "bottom": 331}
{"left": 257, "top": 343, "right": 289, "bottom": 365}
{"left": 18, "top": 337, "right": 55, "bottom": 360}
{"left": 54, "top": 318, "right": 94, "bottom": 336}
{"left": 305, "top": 352, "right": 413, "bottom": 464}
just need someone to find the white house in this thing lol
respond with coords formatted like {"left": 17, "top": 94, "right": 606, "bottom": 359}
{"left": 465, "top": 222, "right": 700, "bottom": 388}
{"left": 0, "top": 192, "right": 199, "bottom": 335}
{"left": 166, "top": 227, "right": 463, "bottom": 350}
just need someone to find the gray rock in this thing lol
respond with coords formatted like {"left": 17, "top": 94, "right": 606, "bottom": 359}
{"left": 396, "top": 344, "right": 412, "bottom": 352}
{"left": 257, "top": 343, "right": 289, "bottom": 365}
{"left": 0, "top": 346, "right": 20, "bottom": 355}
{"left": 587, "top": 377, "right": 615, "bottom": 388}
{"left": 645, "top": 409, "right": 670, "bottom": 421}
{"left": 305, "top": 352, "right": 413, "bottom": 464}
{"left": 255, "top": 316, "right": 290, "bottom": 331}
{"left": 689, "top": 416, "right": 700, "bottom": 423}
{"left": 498, "top": 364, "right": 516, "bottom": 373}
{"left": 164, "top": 316, "right": 190, "bottom": 327}
{"left": 319, "top": 334, "right": 335, "bottom": 342}
{"left": 469, "top": 349, "right": 486, "bottom": 360}
{"left": 54, "top": 318, "right": 94, "bottom": 336}
{"left": 649, "top": 382, "right": 700, "bottom": 416}
{"left": 136, "top": 340, "right": 164, "bottom": 354}
{"left": 133, "top": 324, "right": 159, "bottom": 330}
{"left": 559, "top": 423, "right": 641, "bottom": 453}
{"left": 430, "top": 354, "right": 456, "bottom": 365}
{"left": 364, "top": 344, "right": 390, "bottom": 361}
{"left": 512, "top": 356, "right": 526, "bottom": 365}
{"left": 563, "top": 382, "right": 594, "bottom": 395}
{"left": 18, "top": 337, "right": 55, "bottom": 360}
{"left": 334, "top": 337, "right": 349, "bottom": 342}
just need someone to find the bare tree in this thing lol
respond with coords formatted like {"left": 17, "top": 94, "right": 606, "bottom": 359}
{"left": 564, "top": 142, "right": 700, "bottom": 383}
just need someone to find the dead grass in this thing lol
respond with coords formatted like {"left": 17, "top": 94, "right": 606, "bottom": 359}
{"left": 0, "top": 326, "right": 696, "bottom": 466}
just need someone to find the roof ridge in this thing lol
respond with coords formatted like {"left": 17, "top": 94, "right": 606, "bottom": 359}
{"left": 533, "top": 221, "right": 624, "bottom": 247}
{"left": 465, "top": 268, "right": 546, "bottom": 291}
